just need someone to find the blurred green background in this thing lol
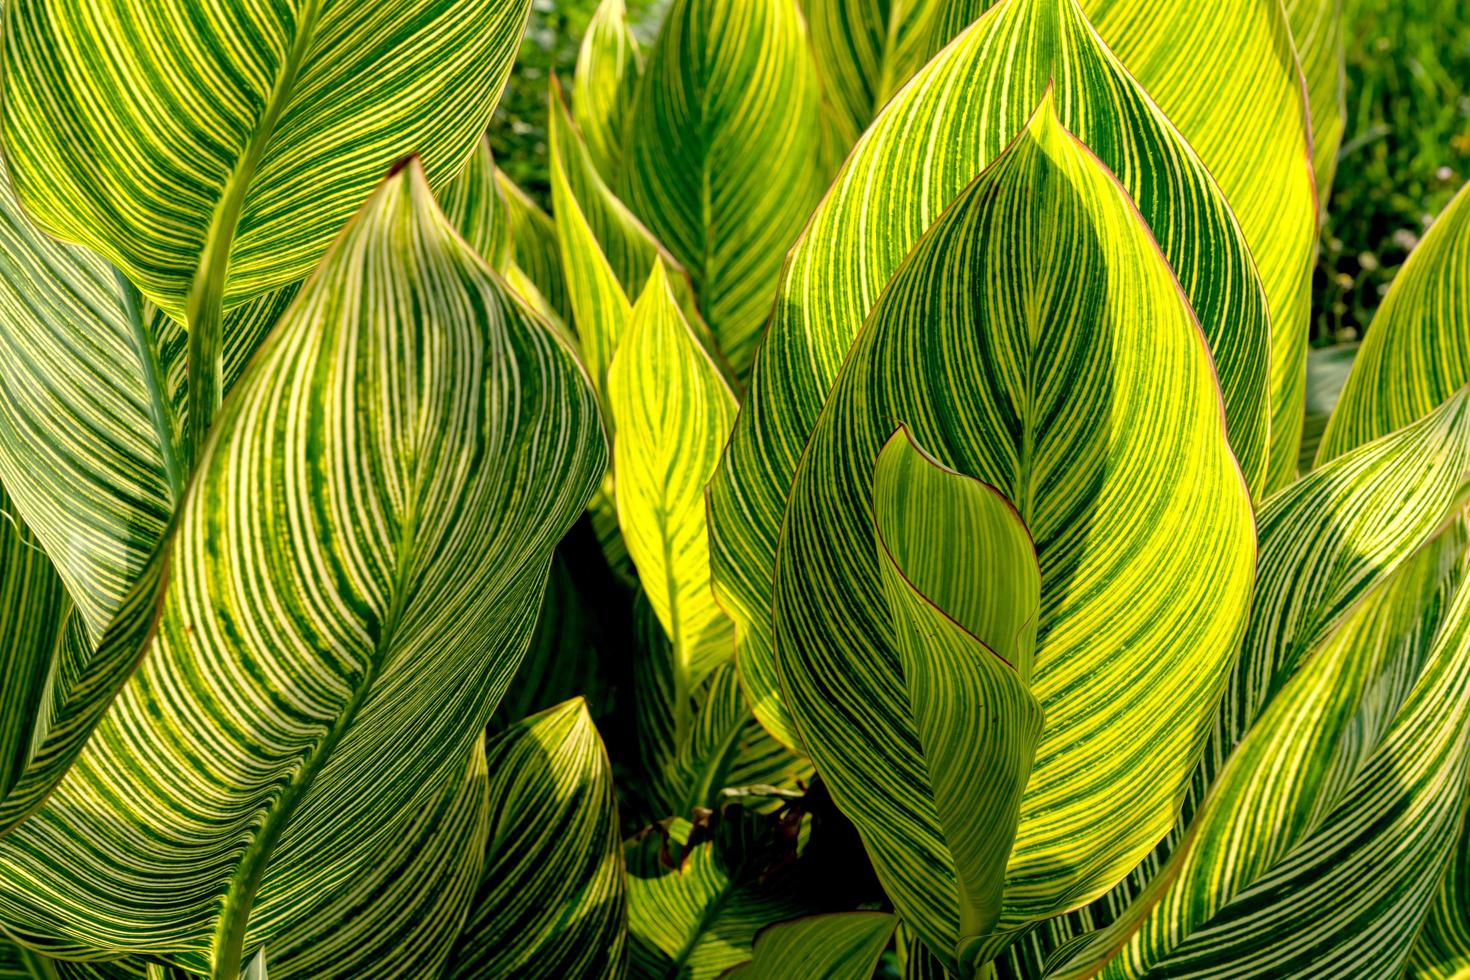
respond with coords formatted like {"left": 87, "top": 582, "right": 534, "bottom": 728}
{"left": 491, "top": 0, "right": 1470, "bottom": 343}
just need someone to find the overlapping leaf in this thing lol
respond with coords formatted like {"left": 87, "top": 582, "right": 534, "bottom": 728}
{"left": 1320, "top": 180, "right": 1470, "bottom": 460}
{"left": 497, "top": 171, "right": 573, "bottom": 323}
{"left": 574, "top": 0, "right": 645, "bottom": 184}
{"left": 709, "top": 0, "right": 1272, "bottom": 752}
{"left": 1078, "top": 0, "right": 1318, "bottom": 487}
{"left": 721, "top": 912, "right": 896, "bottom": 980}
{"left": 441, "top": 135, "right": 514, "bottom": 274}
{"left": 771, "top": 97, "right": 1255, "bottom": 969}
{"left": 445, "top": 699, "right": 626, "bottom": 980}
{"left": 1284, "top": 0, "right": 1347, "bottom": 206}
{"left": 3, "top": 0, "right": 532, "bottom": 449}
{"left": 621, "top": 0, "right": 828, "bottom": 375}
{"left": 0, "top": 162, "right": 604, "bottom": 978}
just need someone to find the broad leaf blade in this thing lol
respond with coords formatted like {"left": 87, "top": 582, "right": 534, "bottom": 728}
{"left": 441, "top": 135, "right": 514, "bottom": 274}
{"left": 573, "top": 0, "right": 645, "bottom": 183}
{"left": 1285, "top": 0, "right": 1347, "bottom": 206}
{"left": 0, "top": 163, "right": 605, "bottom": 977}
{"left": 721, "top": 911, "right": 897, "bottom": 980}
{"left": 710, "top": 0, "right": 1272, "bottom": 753}
{"left": 771, "top": 96, "right": 1255, "bottom": 967}
{"left": 445, "top": 699, "right": 627, "bottom": 979}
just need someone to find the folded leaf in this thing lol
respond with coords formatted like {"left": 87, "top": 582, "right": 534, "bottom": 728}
{"left": 710, "top": 0, "right": 1272, "bottom": 753}
{"left": 873, "top": 429, "right": 1042, "bottom": 965}
{"left": 1320, "top": 181, "right": 1470, "bottom": 461}
{"left": 610, "top": 264, "right": 738, "bottom": 729}
{"left": 574, "top": 0, "right": 646, "bottom": 183}
{"left": 1050, "top": 517, "right": 1470, "bottom": 977}
{"left": 771, "top": 94, "right": 1255, "bottom": 968}
{"left": 1285, "top": 0, "right": 1347, "bottom": 206}
{"left": 621, "top": 0, "right": 828, "bottom": 375}
{"left": 445, "top": 699, "right": 627, "bottom": 980}
{"left": 721, "top": 911, "right": 897, "bottom": 980}
{"left": 0, "top": 161, "right": 605, "bottom": 978}
{"left": 1078, "top": 0, "right": 1318, "bottom": 488}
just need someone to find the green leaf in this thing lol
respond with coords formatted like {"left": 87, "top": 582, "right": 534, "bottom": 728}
{"left": 0, "top": 162, "right": 605, "bottom": 979}
{"left": 873, "top": 428, "right": 1042, "bottom": 966}
{"left": 610, "top": 264, "right": 738, "bottom": 726}
{"left": 497, "top": 170, "right": 573, "bottom": 325}
{"left": 1411, "top": 810, "right": 1470, "bottom": 978}
{"left": 710, "top": 0, "right": 1272, "bottom": 753}
{"left": 627, "top": 809, "right": 823, "bottom": 980}
{"left": 799, "top": 0, "right": 987, "bottom": 146}
{"left": 1049, "top": 516, "right": 1470, "bottom": 977}
{"left": 1284, "top": 0, "right": 1347, "bottom": 207}
{"left": 1320, "top": 181, "right": 1470, "bottom": 461}
{"left": 573, "top": 0, "right": 646, "bottom": 183}
{"left": 445, "top": 699, "right": 627, "bottom": 979}
{"left": 441, "top": 135, "right": 514, "bottom": 274}
{"left": 1298, "top": 344, "right": 1357, "bottom": 473}
{"left": 770, "top": 95, "right": 1255, "bottom": 969}
{"left": 721, "top": 911, "right": 897, "bottom": 980}
{"left": 1078, "top": 0, "right": 1318, "bottom": 488}
{"left": 621, "top": 0, "right": 829, "bottom": 376}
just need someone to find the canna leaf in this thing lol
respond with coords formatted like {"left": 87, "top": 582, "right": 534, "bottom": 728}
{"left": 1284, "top": 0, "right": 1347, "bottom": 207}
{"left": 574, "top": 0, "right": 646, "bottom": 184}
{"left": 441, "top": 135, "right": 515, "bottom": 274}
{"left": 1412, "top": 812, "right": 1470, "bottom": 978}
{"left": 873, "top": 429, "right": 1042, "bottom": 966}
{"left": 1049, "top": 515, "right": 1470, "bottom": 977}
{"left": 610, "top": 264, "right": 738, "bottom": 730}
{"left": 444, "top": 699, "right": 627, "bottom": 980}
{"left": 720, "top": 911, "right": 897, "bottom": 980}
{"left": 0, "top": 161, "right": 605, "bottom": 979}
{"left": 1298, "top": 344, "right": 1357, "bottom": 473}
{"left": 771, "top": 95, "right": 1255, "bottom": 969}
{"left": 621, "top": 0, "right": 828, "bottom": 376}
{"left": 800, "top": 0, "right": 987, "bottom": 146}
{"left": 1319, "top": 180, "right": 1470, "bottom": 461}
{"left": 3, "top": 0, "right": 532, "bottom": 450}
{"left": 497, "top": 170, "right": 573, "bottom": 324}
{"left": 710, "top": 0, "right": 1272, "bottom": 752}
{"left": 1077, "top": 0, "right": 1318, "bottom": 488}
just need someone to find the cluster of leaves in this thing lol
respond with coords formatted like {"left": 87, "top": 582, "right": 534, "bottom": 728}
{"left": 0, "top": 1, "right": 1469, "bottom": 980}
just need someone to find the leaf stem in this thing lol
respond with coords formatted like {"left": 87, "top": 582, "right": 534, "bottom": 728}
{"left": 184, "top": 0, "right": 322, "bottom": 461}
{"left": 115, "top": 269, "right": 185, "bottom": 502}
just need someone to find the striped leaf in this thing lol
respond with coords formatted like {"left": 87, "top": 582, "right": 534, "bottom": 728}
{"left": 1078, "top": 0, "right": 1318, "bottom": 488}
{"left": 894, "top": 922, "right": 948, "bottom": 980}
{"left": 721, "top": 911, "right": 897, "bottom": 980}
{"left": 799, "top": 0, "right": 987, "bottom": 147}
{"left": 0, "top": 162, "right": 605, "bottom": 979}
{"left": 1298, "top": 344, "right": 1357, "bottom": 473}
{"left": 445, "top": 699, "right": 627, "bottom": 980}
{"left": 1319, "top": 180, "right": 1470, "bottom": 462}
{"left": 771, "top": 96, "right": 1255, "bottom": 969}
{"left": 1411, "top": 812, "right": 1470, "bottom": 978}
{"left": 1049, "top": 517, "right": 1470, "bottom": 977}
{"left": 1285, "top": 0, "right": 1347, "bottom": 207}
{"left": 441, "top": 135, "right": 515, "bottom": 274}
{"left": 610, "top": 264, "right": 738, "bottom": 726}
{"left": 497, "top": 170, "right": 573, "bottom": 324}
{"left": 574, "top": 0, "right": 646, "bottom": 183}
{"left": 620, "top": 0, "right": 829, "bottom": 376}
{"left": 873, "top": 428, "right": 1042, "bottom": 969}
{"left": 3, "top": 0, "right": 532, "bottom": 450}
{"left": 627, "top": 810, "right": 822, "bottom": 979}
{"left": 709, "top": 0, "right": 1272, "bottom": 752}
{"left": 632, "top": 595, "right": 810, "bottom": 822}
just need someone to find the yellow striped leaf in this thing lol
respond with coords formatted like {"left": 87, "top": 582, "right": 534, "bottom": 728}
{"left": 1285, "top": 0, "right": 1347, "bottom": 206}
{"left": 3, "top": 0, "right": 532, "bottom": 452}
{"left": 799, "top": 0, "right": 987, "bottom": 147}
{"left": 497, "top": 170, "right": 574, "bottom": 324}
{"left": 873, "top": 429, "right": 1042, "bottom": 968}
{"left": 610, "top": 263, "right": 738, "bottom": 732}
{"left": 710, "top": 0, "right": 1272, "bottom": 753}
{"left": 441, "top": 135, "right": 515, "bottom": 274}
{"left": 1050, "top": 516, "right": 1470, "bottom": 977}
{"left": 771, "top": 96, "right": 1255, "bottom": 970}
{"left": 1079, "top": 0, "right": 1318, "bottom": 488}
{"left": 620, "top": 0, "right": 829, "bottom": 376}
{"left": 0, "top": 162, "right": 604, "bottom": 979}
{"left": 1298, "top": 344, "right": 1357, "bottom": 473}
{"left": 1412, "top": 813, "right": 1470, "bottom": 978}
{"left": 574, "top": 0, "right": 646, "bottom": 183}
{"left": 722, "top": 911, "right": 897, "bottom": 980}
{"left": 1319, "top": 180, "right": 1470, "bottom": 461}
{"left": 445, "top": 699, "right": 627, "bottom": 979}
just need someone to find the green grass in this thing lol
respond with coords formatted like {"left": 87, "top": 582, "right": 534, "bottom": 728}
{"left": 1314, "top": 0, "right": 1470, "bottom": 343}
